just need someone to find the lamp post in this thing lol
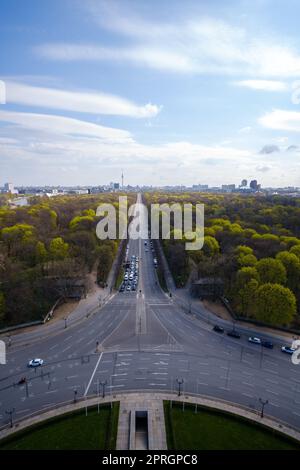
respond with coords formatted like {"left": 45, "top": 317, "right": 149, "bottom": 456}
{"left": 63, "top": 317, "right": 68, "bottom": 329}
{"left": 259, "top": 398, "right": 269, "bottom": 418}
{"left": 176, "top": 378, "right": 184, "bottom": 397}
{"left": 5, "top": 408, "right": 15, "bottom": 428}
{"left": 100, "top": 380, "right": 107, "bottom": 398}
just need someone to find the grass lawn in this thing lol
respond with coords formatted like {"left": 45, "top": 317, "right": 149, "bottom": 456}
{"left": 164, "top": 402, "right": 300, "bottom": 450}
{"left": 0, "top": 403, "right": 119, "bottom": 450}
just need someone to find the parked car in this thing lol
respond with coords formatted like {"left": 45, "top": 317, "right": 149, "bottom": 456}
{"left": 28, "top": 358, "right": 44, "bottom": 368}
{"left": 119, "top": 284, "right": 125, "bottom": 292}
{"left": 261, "top": 340, "right": 274, "bottom": 349}
{"left": 213, "top": 325, "right": 224, "bottom": 333}
{"left": 281, "top": 346, "right": 296, "bottom": 355}
{"left": 248, "top": 337, "right": 261, "bottom": 345}
{"left": 227, "top": 330, "right": 241, "bottom": 339}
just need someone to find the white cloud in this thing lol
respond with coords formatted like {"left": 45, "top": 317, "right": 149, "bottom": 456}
{"left": 5, "top": 81, "right": 161, "bottom": 118}
{"left": 34, "top": 5, "right": 300, "bottom": 78}
{"left": 234, "top": 79, "right": 288, "bottom": 91}
{"left": 259, "top": 109, "right": 300, "bottom": 132}
{"left": 0, "top": 110, "right": 133, "bottom": 143}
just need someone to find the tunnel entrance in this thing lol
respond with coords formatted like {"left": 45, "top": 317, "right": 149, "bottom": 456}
{"left": 135, "top": 411, "right": 148, "bottom": 450}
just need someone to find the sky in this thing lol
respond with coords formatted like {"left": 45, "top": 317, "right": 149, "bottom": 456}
{"left": 1, "top": 0, "right": 300, "bottom": 187}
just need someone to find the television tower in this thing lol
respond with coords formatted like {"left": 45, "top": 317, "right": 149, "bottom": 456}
{"left": 121, "top": 170, "right": 124, "bottom": 189}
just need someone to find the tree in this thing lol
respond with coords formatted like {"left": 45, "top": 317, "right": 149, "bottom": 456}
{"left": 36, "top": 241, "right": 48, "bottom": 263}
{"left": 256, "top": 257, "right": 286, "bottom": 285}
{"left": 237, "top": 278, "right": 259, "bottom": 316}
{"left": 290, "top": 245, "right": 300, "bottom": 259}
{"left": 254, "top": 283, "right": 296, "bottom": 325}
{"left": 0, "top": 292, "right": 5, "bottom": 323}
{"left": 236, "top": 266, "right": 260, "bottom": 287}
{"left": 49, "top": 237, "right": 69, "bottom": 260}
{"left": 97, "top": 245, "right": 114, "bottom": 285}
{"left": 276, "top": 251, "right": 300, "bottom": 292}
{"left": 202, "top": 236, "right": 220, "bottom": 257}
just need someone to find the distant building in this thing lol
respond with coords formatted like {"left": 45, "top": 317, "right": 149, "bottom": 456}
{"left": 4, "top": 182, "right": 18, "bottom": 194}
{"left": 222, "top": 184, "right": 236, "bottom": 192}
{"left": 241, "top": 179, "right": 247, "bottom": 187}
{"left": 192, "top": 184, "right": 209, "bottom": 190}
{"left": 250, "top": 180, "right": 258, "bottom": 191}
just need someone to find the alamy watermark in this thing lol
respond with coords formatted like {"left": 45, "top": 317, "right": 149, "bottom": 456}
{"left": 0, "top": 80, "right": 6, "bottom": 104}
{"left": 95, "top": 197, "right": 204, "bottom": 251}
{"left": 0, "top": 340, "right": 6, "bottom": 365}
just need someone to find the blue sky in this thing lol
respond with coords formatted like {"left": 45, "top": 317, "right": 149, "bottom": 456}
{"left": 1, "top": 0, "right": 300, "bottom": 187}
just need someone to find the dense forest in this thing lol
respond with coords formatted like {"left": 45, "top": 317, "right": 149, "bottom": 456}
{"left": 144, "top": 192, "right": 300, "bottom": 328}
{"left": 0, "top": 193, "right": 134, "bottom": 327}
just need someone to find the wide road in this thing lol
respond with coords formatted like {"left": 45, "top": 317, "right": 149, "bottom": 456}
{"left": 1, "top": 194, "right": 300, "bottom": 431}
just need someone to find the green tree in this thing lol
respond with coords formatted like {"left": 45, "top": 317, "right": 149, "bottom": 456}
{"left": 237, "top": 278, "right": 259, "bottom": 316}
{"left": 254, "top": 283, "right": 296, "bottom": 325}
{"left": 36, "top": 241, "right": 48, "bottom": 263}
{"left": 97, "top": 245, "right": 114, "bottom": 285}
{"left": 0, "top": 292, "right": 5, "bottom": 323}
{"left": 276, "top": 251, "right": 300, "bottom": 292}
{"left": 290, "top": 245, "right": 300, "bottom": 259}
{"left": 202, "top": 236, "right": 220, "bottom": 257}
{"left": 256, "top": 258, "right": 286, "bottom": 285}
{"left": 49, "top": 237, "right": 69, "bottom": 260}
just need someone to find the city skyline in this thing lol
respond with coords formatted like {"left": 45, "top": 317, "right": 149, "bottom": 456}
{"left": 1, "top": 0, "right": 300, "bottom": 186}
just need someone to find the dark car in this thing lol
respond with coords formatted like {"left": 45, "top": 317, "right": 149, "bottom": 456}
{"left": 227, "top": 330, "right": 241, "bottom": 339}
{"left": 119, "top": 284, "right": 125, "bottom": 292}
{"left": 213, "top": 325, "right": 224, "bottom": 333}
{"left": 262, "top": 340, "right": 274, "bottom": 349}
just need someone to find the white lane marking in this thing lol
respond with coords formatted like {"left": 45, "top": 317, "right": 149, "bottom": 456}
{"left": 111, "top": 373, "right": 127, "bottom": 377}
{"left": 50, "top": 344, "right": 59, "bottom": 350}
{"left": 148, "top": 383, "right": 167, "bottom": 386}
{"left": 63, "top": 335, "right": 73, "bottom": 342}
{"left": 62, "top": 346, "right": 71, "bottom": 353}
{"left": 242, "top": 392, "right": 254, "bottom": 398}
{"left": 84, "top": 352, "right": 103, "bottom": 397}
{"left": 242, "top": 382, "right": 254, "bottom": 387}
{"left": 46, "top": 389, "right": 58, "bottom": 394}
{"left": 266, "top": 389, "right": 279, "bottom": 395}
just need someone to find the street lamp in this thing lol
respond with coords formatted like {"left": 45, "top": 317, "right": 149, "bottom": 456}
{"left": 259, "top": 398, "right": 269, "bottom": 418}
{"left": 5, "top": 408, "right": 15, "bottom": 428}
{"left": 100, "top": 380, "right": 107, "bottom": 398}
{"left": 63, "top": 317, "right": 68, "bottom": 329}
{"left": 176, "top": 378, "right": 184, "bottom": 397}
{"left": 73, "top": 389, "right": 78, "bottom": 403}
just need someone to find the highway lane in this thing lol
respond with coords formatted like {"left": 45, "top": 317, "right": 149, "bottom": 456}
{"left": 1, "top": 193, "right": 300, "bottom": 432}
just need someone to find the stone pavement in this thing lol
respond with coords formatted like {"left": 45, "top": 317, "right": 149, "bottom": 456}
{"left": 116, "top": 394, "right": 167, "bottom": 450}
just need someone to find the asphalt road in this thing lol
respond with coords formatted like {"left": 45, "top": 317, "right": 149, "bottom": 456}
{"left": 1, "top": 194, "right": 300, "bottom": 431}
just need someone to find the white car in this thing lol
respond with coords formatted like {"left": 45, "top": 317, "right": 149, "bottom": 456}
{"left": 281, "top": 346, "right": 296, "bottom": 355}
{"left": 248, "top": 337, "right": 261, "bottom": 345}
{"left": 28, "top": 358, "right": 44, "bottom": 368}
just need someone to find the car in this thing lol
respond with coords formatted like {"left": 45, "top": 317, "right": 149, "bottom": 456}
{"left": 126, "top": 285, "right": 131, "bottom": 291}
{"left": 281, "top": 346, "right": 296, "bottom": 355}
{"left": 227, "top": 330, "right": 240, "bottom": 339}
{"left": 213, "top": 325, "right": 224, "bottom": 333}
{"left": 262, "top": 340, "right": 274, "bottom": 349}
{"left": 119, "top": 284, "right": 125, "bottom": 292}
{"left": 124, "top": 273, "right": 128, "bottom": 281}
{"left": 145, "top": 248, "right": 148, "bottom": 252}
{"left": 28, "top": 358, "right": 44, "bottom": 368}
{"left": 248, "top": 337, "right": 261, "bottom": 345}
{"left": 144, "top": 241, "right": 147, "bottom": 246}
{"left": 132, "top": 285, "right": 136, "bottom": 291}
